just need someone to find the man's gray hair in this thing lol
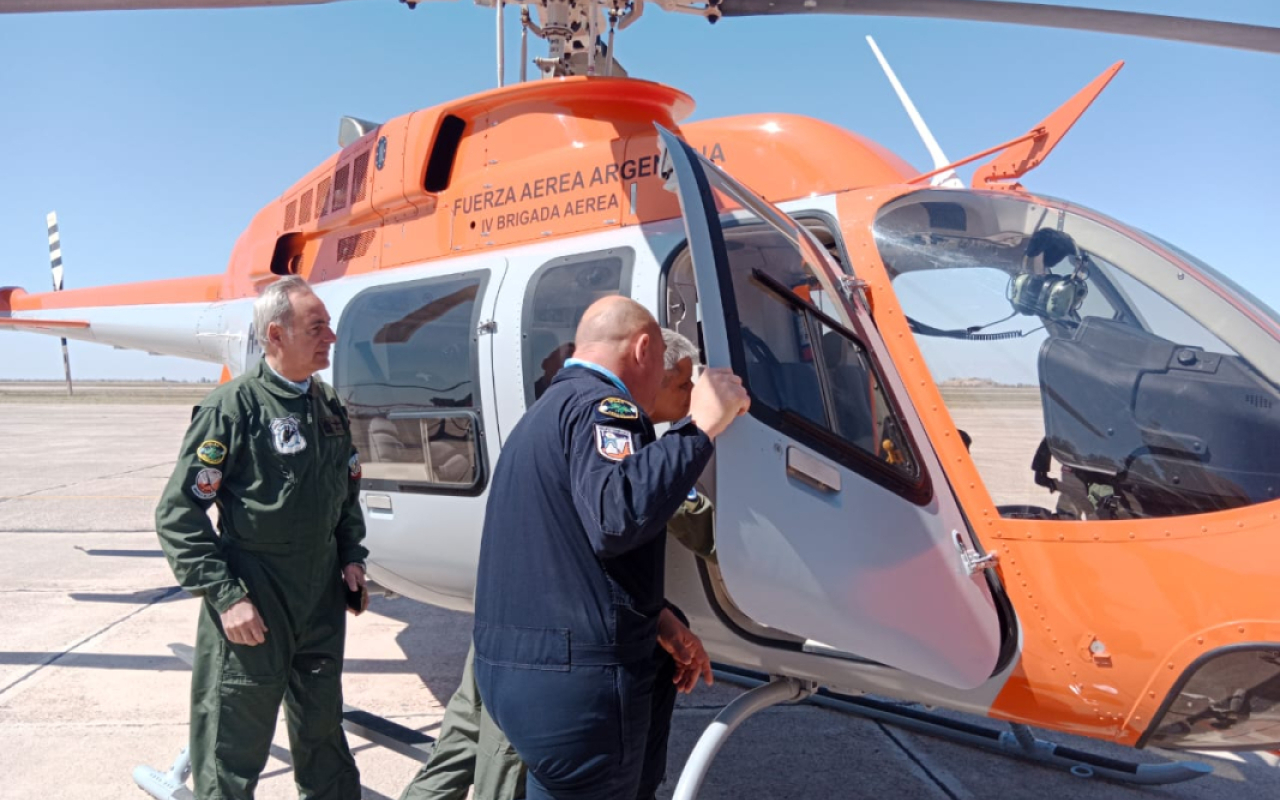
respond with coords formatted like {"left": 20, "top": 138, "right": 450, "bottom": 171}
{"left": 662, "top": 328, "right": 699, "bottom": 372}
{"left": 254, "top": 275, "right": 312, "bottom": 347}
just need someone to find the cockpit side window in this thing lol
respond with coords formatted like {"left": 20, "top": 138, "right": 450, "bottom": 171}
{"left": 876, "top": 190, "right": 1280, "bottom": 521}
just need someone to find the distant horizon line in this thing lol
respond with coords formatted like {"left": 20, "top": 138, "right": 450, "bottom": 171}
{"left": 0, "top": 377, "right": 217, "bottom": 383}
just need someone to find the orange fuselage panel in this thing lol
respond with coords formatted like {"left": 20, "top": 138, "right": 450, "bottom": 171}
{"left": 9, "top": 77, "right": 916, "bottom": 313}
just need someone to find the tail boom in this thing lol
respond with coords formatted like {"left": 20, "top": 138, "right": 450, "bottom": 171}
{"left": 1, "top": 276, "right": 249, "bottom": 366}
{"left": 3, "top": 274, "right": 224, "bottom": 311}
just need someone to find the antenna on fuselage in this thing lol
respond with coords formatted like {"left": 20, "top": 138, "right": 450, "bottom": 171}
{"left": 496, "top": 0, "right": 505, "bottom": 86}
{"left": 866, "top": 35, "right": 963, "bottom": 189}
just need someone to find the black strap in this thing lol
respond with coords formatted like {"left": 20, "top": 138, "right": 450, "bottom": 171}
{"left": 1031, "top": 438, "right": 1058, "bottom": 494}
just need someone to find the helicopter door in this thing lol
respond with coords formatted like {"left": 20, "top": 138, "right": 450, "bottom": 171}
{"left": 656, "top": 127, "right": 1003, "bottom": 689}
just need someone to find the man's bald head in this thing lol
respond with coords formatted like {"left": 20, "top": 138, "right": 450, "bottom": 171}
{"left": 574, "top": 296, "right": 659, "bottom": 350}
{"left": 572, "top": 296, "right": 667, "bottom": 412}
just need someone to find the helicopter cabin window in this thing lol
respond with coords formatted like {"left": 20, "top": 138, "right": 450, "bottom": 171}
{"left": 876, "top": 191, "right": 1280, "bottom": 521}
{"left": 667, "top": 214, "right": 919, "bottom": 493}
{"left": 522, "top": 249, "right": 634, "bottom": 408}
{"left": 334, "top": 272, "right": 488, "bottom": 493}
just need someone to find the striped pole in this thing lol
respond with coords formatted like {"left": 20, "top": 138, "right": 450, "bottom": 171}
{"left": 47, "top": 212, "right": 73, "bottom": 397}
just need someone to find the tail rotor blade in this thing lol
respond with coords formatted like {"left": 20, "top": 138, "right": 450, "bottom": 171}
{"left": 46, "top": 211, "right": 74, "bottom": 397}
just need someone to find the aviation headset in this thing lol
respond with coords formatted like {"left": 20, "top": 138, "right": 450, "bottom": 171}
{"left": 1007, "top": 228, "right": 1090, "bottom": 322}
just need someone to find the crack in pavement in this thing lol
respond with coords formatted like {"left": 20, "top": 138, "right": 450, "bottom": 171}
{"left": 0, "top": 461, "right": 173, "bottom": 506}
{"left": 877, "top": 721, "right": 965, "bottom": 800}
{"left": 0, "top": 586, "right": 185, "bottom": 701}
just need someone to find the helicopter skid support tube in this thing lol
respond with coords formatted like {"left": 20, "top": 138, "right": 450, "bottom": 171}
{"left": 131, "top": 746, "right": 194, "bottom": 800}
{"left": 133, "top": 642, "right": 436, "bottom": 799}
{"left": 672, "top": 676, "right": 816, "bottom": 800}
{"left": 711, "top": 665, "right": 1212, "bottom": 786}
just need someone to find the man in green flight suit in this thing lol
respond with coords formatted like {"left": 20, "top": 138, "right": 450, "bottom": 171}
{"left": 398, "top": 328, "right": 717, "bottom": 800}
{"left": 156, "top": 275, "right": 368, "bottom": 800}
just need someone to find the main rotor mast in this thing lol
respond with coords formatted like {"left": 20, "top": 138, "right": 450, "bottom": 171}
{"left": 403, "top": 0, "right": 721, "bottom": 83}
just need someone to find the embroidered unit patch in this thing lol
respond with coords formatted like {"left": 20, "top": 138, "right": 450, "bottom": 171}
{"left": 349, "top": 452, "right": 362, "bottom": 481}
{"left": 270, "top": 416, "right": 307, "bottom": 455}
{"left": 197, "top": 440, "right": 227, "bottom": 465}
{"left": 191, "top": 468, "right": 222, "bottom": 500}
{"left": 597, "top": 397, "right": 638, "bottom": 420}
{"left": 595, "top": 425, "right": 635, "bottom": 461}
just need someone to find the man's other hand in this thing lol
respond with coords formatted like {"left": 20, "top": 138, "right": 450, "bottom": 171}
{"left": 657, "top": 608, "right": 714, "bottom": 693}
{"left": 342, "top": 562, "right": 367, "bottom": 593}
{"left": 221, "top": 598, "right": 268, "bottom": 646}
{"left": 343, "top": 563, "right": 368, "bottom": 616}
{"left": 689, "top": 368, "right": 750, "bottom": 440}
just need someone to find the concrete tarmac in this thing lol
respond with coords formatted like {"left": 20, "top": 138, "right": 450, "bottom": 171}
{"left": 2, "top": 401, "right": 1278, "bottom": 799}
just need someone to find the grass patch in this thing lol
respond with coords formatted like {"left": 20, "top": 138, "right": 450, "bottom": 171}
{"left": 0, "top": 381, "right": 215, "bottom": 405}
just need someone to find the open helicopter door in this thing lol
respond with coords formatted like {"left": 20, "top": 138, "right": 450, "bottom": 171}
{"left": 656, "top": 126, "right": 1004, "bottom": 689}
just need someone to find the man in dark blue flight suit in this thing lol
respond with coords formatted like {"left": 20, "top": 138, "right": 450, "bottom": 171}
{"left": 472, "top": 297, "right": 749, "bottom": 800}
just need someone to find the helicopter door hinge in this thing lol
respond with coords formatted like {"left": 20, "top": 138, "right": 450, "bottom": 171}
{"left": 953, "top": 530, "right": 998, "bottom": 576}
{"left": 838, "top": 275, "right": 868, "bottom": 294}
{"left": 838, "top": 275, "right": 874, "bottom": 315}
{"left": 477, "top": 320, "right": 497, "bottom": 335}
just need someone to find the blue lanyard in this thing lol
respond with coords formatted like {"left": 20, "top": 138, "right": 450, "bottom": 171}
{"left": 564, "top": 358, "right": 631, "bottom": 398}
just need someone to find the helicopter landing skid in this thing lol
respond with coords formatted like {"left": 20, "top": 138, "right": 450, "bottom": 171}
{"left": 704, "top": 665, "right": 1213, "bottom": 790}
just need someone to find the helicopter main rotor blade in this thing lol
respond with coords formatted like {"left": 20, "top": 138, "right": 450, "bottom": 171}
{"left": 712, "top": 0, "right": 1280, "bottom": 55}
{"left": 0, "top": 0, "right": 356, "bottom": 12}
{"left": 8, "top": 0, "right": 1276, "bottom": 57}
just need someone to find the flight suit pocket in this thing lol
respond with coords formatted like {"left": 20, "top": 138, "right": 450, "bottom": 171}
{"left": 613, "top": 665, "right": 629, "bottom": 760}
{"left": 606, "top": 573, "right": 659, "bottom": 645}
{"left": 214, "top": 643, "right": 287, "bottom": 770}
{"left": 275, "top": 458, "right": 299, "bottom": 502}
{"left": 236, "top": 449, "right": 300, "bottom": 551}
{"left": 612, "top": 601, "right": 659, "bottom": 646}
{"left": 474, "top": 623, "right": 571, "bottom": 672}
{"left": 218, "top": 627, "right": 287, "bottom": 686}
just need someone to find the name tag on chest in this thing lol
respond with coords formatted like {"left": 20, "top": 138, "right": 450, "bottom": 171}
{"left": 319, "top": 414, "right": 345, "bottom": 437}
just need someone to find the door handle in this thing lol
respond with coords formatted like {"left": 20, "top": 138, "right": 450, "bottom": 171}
{"left": 365, "top": 493, "right": 394, "bottom": 514}
{"left": 786, "top": 446, "right": 841, "bottom": 493}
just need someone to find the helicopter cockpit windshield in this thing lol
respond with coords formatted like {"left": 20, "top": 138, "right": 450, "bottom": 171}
{"left": 874, "top": 190, "right": 1280, "bottom": 522}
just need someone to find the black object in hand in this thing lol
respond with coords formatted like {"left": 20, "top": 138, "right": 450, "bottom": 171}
{"left": 345, "top": 583, "right": 369, "bottom": 615}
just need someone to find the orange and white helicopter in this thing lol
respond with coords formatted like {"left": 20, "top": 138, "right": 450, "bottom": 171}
{"left": 3, "top": 1, "right": 1280, "bottom": 797}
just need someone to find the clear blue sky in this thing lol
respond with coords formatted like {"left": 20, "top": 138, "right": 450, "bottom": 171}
{"left": 1, "top": 0, "right": 1276, "bottom": 379}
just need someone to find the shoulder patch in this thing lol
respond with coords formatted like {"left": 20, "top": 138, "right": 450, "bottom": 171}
{"left": 349, "top": 452, "right": 362, "bottom": 481}
{"left": 597, "top": 397, "right": 638, "bottom": 420}
{"left": 595, "top": 425, "right": 635, "bottom": 462}
{"left": 191, "top": 468, "right": 222, "bottom": 500}
{"left": 197, "top": 440, "right": 227, "bottom": 466}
